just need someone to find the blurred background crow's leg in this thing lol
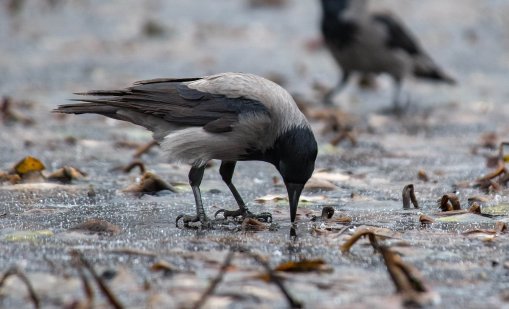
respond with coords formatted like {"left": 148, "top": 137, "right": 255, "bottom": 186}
{"left": 324, "top": 71, "right": 351, "bottom": 105}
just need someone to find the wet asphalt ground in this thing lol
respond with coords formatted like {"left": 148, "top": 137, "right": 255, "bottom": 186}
{"left": 1, "top": 0, "right": 509, "bottom": 308}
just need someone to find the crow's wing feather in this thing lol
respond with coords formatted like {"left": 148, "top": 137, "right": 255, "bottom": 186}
{"left": 56, "top": 78, "right": 270, "bottom": 133}
{"left": 372, "top": 13, "right": 422, "bottom": 55}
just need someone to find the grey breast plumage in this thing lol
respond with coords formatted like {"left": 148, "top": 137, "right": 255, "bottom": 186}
{"left": 55, "top": 73, "right": 310, "bottom": 166}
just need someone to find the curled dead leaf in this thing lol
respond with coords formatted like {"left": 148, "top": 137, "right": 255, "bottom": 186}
{"left": 439, "top": 193, "right": 461, "bottom": 211}
{"left": 467, "top": 202, "right": 481, "bottom": 214}
{"left": 122, "top": 160, "right": 146, "bottom": 174}
{"left": 340, "top": 226, "right": 401, "bottom": 253}
{"left": 402, "top": 184, "right": 419, "bottom": 209}
{"left": 419, "top": 214, "right": 434, "bottom": 225}
{"left": 47, "top": 166, "right": 87, "bottom": 184}
{"left": 123, "top": 172, "right": 176, "bottom": 196}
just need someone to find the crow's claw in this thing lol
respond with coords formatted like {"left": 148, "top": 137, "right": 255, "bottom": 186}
{"left": 175, "top": 214, "right": 212, "bottom": 229}
{"left": 214, "top": 208, "right": 272, "bottom": 223}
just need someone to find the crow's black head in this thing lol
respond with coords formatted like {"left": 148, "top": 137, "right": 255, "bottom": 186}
{"left": 275, "top": 126, "right": 317, "bottom": 223}
{"left": 276, "top": 126, "right": 317, "bottom": 185}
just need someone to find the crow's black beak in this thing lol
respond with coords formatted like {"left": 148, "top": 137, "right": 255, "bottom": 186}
{"left": 285, "top": 182, "right": 304, "bottom": 223}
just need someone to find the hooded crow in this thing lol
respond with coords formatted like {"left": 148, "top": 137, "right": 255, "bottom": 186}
{"left": 54, "top": 73, "right": 318, "bottom": 228}
{"left": 320, "top": 0, "right": 455, "bottom": 107}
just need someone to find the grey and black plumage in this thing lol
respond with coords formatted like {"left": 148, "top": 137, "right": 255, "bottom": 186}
{"left": 54, "top": 72, "right": 317, "bottom": 228}
{"left": 320, "top": 0, "right": 455, "bottom": 106}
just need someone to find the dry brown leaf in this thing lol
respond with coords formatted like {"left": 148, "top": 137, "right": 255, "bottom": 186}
{"left": 334, "top": 216, "right": 353, "bottom": 223}
{"left": 0, "top": 172, "right": 21, "bottom": 184}
{"left": 274, "top": 259, "right": 332, "bottom": 273}
{"left": 150, "top": 260, "right": 177, "bottom": 272}
{"left": 467, "top": 202, "right": 481, "bottom": 214}
{"left": 419, "top": 214, "right": 434, "bottom": 224}
{"left": 69, "top": 219, "right": 121, "bottom": 235}
{"left": 123, "top": 172, "right": 176, "bottom": 196}
{"left": 47, "top": 166, "right": 87, "bottom": 184}
{"left": 439, "top": 193, "right": 461, "bottom": 211}
{"left": 496, "top": 221, "right": 507, "bottom": 234}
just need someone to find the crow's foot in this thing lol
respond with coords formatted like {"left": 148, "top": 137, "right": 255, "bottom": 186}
{"left": 175, "top": 213, "right": 213, "bottom": 229}
{"left": 214, "top": 208, "right": 272, "bottom": 223}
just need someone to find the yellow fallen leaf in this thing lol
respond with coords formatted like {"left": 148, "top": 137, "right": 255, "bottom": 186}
{"left": 4, "top": 230, "right": 54, "bottom": 242}
{"left": 504, "top": 154, "right": 509, "bottom": 163}
{"left": 14, "top": 156, "right": 45, "bottom": 175}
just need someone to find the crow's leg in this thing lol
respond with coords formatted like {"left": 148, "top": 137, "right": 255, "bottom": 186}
{"left": 214, "top": 161, "right": 272, "bottom": 222}
{"left": 391, "top": 77, "right": 410, "bottom": 115}
{"left": 324, "top": 71, "right": 350, "bottom": 105}
{"left": 176, "top": 166, "right": 212, "bottom": 228}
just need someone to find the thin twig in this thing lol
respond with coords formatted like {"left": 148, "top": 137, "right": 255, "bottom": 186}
{"left": 0, "top": 266, "right": 40, "bottom": 308}
{"left": 133, "top": 140, "right": 158, "bottom": 158}
{"left": 76, "top": 264, "right": 94, "bottom": 308}
{"left": 70, "top": 250, "right": 124, "bottom": 309}
{"left": 122, "top": 160, "right": 146, "bottom": 174}
{"left": 192, "top": 250, "right": 235, "bottom": 309}
{"left": 243, "top": 251, "right": 303, "bottom": 308}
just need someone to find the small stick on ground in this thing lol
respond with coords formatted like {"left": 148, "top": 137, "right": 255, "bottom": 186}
{"left": 76, "top": 263, "right": 95, "bottom": 308}
{"left": 243, "top": 251, "right": 303, "bottom": 308}
{"left": 70, "top": 250, "right": 124, "bottom": 309}
{"left": 402, "top": 184, "right": 419, "bottom": 209}
{"left": 477, "top": 165, "right": 506, "bottom": 183}
{"left": 122, "top": 160, "right": 146, "bottom": 174}
{"left": 0, "top": 266, "right": 40, "bottom": 309}
{"left": 192, "top": 250, "right": 235, "bottom": 309}
{"left": 133, "top": 140, "right": 158, "bottom": 158}
{"left": 378, "top": 246, "right": 436, "bottom": 306}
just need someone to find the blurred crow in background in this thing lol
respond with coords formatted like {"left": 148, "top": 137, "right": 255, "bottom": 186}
{"left": 320, "top": 0, "right": 455, "bottom": 108}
